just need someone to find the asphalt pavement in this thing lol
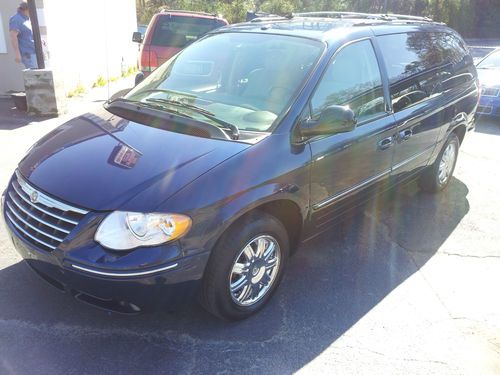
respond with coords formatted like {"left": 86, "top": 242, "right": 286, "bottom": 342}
{"left": 0, "top": 108, "right": 499, "bottom": 374}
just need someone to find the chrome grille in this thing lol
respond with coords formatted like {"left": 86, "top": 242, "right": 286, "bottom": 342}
{"left": 4, "top": 171, "right": 88, "bottom": 252}
{"left": 477, "top": 105, "right": 493, "bottom": 114}
{"left": 481, "top": 87, "right": 500, "bottom": 97}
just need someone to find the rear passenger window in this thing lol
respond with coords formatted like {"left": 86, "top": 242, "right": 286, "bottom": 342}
{"left": 377, "top": 32, "right": 473, "bottom": 113}
{"left": 310, "top": 40, "right": 386, "bottom": 123}
{"left": 377, "top": 32, "right": 445, "bottom": 112}
{"left": 434, "top": 33, "right": 475, "bottom": 91}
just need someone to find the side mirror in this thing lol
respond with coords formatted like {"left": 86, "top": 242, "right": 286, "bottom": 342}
{"left": 134, "top": 72, "right": 145, "bottom": 86}
{"left": 300, "top": 105, "right": 357, "bottom": 138}
{"left": 132, "top": 32, "right": 143, "bottom": 43}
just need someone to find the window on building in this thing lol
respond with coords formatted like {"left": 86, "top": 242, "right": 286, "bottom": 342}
{"left": 0, "top": 13, "right": 7, "bottom": 54}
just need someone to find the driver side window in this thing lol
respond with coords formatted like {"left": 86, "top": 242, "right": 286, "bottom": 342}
{"left": 310, "top": 39, "right": 386, "bottom": 123}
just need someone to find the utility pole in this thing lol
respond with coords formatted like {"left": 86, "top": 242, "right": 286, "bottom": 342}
{"left": 27, "top": 0, "right": 44, "bottom": 69}
{"left": 383, "top": 0, "right": 388, "bottom": 14}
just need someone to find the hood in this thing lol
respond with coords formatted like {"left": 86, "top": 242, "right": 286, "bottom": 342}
{"left": 18, "top": 108, "right": 249, "bottom": 211}
{"left": 477, "top": 68, "right": 500, "bottom": 88}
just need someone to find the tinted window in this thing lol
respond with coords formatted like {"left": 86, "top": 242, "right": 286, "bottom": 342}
{"left": 310, "top": 40, "right": 385, "bottom": 123}
{"left": 151, "top": 16, "right": 225, "bottom": 48}
{"left": 377, "top": 32, "right": 446, "bottom": 84}
{"left": 378, "top": 32, "right": 474, "bottom": 112}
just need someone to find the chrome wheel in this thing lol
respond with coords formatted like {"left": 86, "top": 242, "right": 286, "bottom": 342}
{"left": 438, "top": 142, "right": 457, "bottom": 185}
{"left": 229, "top": 235, "right": 281, "bottom": 307}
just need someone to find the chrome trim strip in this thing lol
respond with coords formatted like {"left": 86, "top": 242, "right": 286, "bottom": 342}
{"left": 15, "top": 171, "right": 89, "bottom": 215}
{"left": 6, "top": 201, "right": 64, "bottom": 242}
{"left": 5, "top": 211, "right": 57, "bottom": 250}
{"left": 10, "top": 187, "right": 79, "bottom": 225}
{"left": 6, "top": 194, "right": 70, "bottom": 234}
{"left": 392, "top": 145, "right": 435, "bottom": 171}
{"left": 71, "top": 263, "right": 179, "bottom": 277}
{"left": 312, "top": 169, "right": 391, "bottom": 210}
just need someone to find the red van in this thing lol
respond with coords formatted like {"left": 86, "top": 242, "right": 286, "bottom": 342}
{"left": 133, "top": 10, "right": 228, "bottom": 82}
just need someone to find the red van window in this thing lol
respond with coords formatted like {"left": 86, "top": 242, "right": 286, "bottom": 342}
{"left": 151, "top": 16, "right": 225, "bottom": 48}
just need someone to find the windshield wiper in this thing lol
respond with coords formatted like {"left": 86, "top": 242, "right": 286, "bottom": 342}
{"left": 145, "top": 97, "right": 240, "bottom": 140}
{"left": 146, "top": 97, "right": 215, "bottom": 116}
{"left": 108, "top": 98, "right": 194, "bottom": 119}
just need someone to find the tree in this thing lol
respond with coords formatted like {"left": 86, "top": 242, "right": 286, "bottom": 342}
{"left": 135, "top": 0, "right": 500, "bottom": 37}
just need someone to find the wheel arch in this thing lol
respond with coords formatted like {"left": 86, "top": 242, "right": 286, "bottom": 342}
{"left": 452, "top": 124, "right": 467, "bottom": 145}
{"left": 209, "top": 197, "right": 305, "bottom": 257}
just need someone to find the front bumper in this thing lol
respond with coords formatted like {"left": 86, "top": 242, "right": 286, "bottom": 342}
{"left": 1, "top": 191, "right": 209, "bottom": 314}
{"left": 477, "top": 94, "right": 500, "bottom": 117}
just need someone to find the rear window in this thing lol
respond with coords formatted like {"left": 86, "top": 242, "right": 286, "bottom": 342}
{"left": 151, "top": 15, "right": 225, "bottom": 48}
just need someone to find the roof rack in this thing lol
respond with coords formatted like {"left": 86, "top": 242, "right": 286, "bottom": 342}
{"left": 293, "top": 11, "right": 434, "bottom": 23}
{"left": 161, "top": 9, "right": 219, "bottom": 18}
{"left": 250, "top": 14, "right": 293, "bottom": 23}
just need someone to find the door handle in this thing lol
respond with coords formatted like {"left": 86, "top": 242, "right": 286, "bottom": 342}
{"left": 399, "top": 129, "right": 412, "bottom": 142}
{"left": 378, "top": 136, "right": 393, "bottom": 150}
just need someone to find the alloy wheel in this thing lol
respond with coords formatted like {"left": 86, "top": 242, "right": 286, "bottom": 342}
{"left": 229, "top": 235, "right": 281, "bottom": 306}
{"left": 438, "top": 142, "right": 457, "bottom": 185}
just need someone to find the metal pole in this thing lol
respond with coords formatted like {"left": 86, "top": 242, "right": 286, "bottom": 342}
{"left": 383, "top": 0, "right": 388, "bottom": 14}
{"left": 27, "top": 0, "right": 45, "bottom": 69}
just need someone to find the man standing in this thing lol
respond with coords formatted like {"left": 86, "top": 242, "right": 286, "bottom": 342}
{"left": 9, "top": 2, "right": 37, "bottom": 69}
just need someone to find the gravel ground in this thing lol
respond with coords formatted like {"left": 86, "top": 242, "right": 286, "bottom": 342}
{"left": 0, "top": 110, "right": 499, "bottom": 375}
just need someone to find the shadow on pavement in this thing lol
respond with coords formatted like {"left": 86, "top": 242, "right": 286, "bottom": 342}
{"left": 0, "top": 178, "right": 469, "bottom": 374}
{"left": 0, "top": 98, "right": 54, "bottom": 130}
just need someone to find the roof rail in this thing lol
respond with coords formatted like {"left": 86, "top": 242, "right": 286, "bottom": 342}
{"left": 161, "top": 9, "right": 219, "bottom": 18}
{"left": 293, "top": 11, "right": 434, "bottom": 23}
{"left": 250, "top": 14, "right": 293, "bottom": 23}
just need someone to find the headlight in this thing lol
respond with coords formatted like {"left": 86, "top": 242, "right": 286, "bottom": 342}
{"left": 95, "top": 211, "right": 191, "bottom": 250}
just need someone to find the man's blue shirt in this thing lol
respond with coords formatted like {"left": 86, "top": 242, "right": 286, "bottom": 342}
{"left": 9, "top": 11, "right": 35, "bottom": 55}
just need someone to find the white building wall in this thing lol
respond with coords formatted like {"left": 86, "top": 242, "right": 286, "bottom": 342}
{"left": 43, "top": 0, "right": 137, "bottom": 95}
{"left": 0, "top": 0, "right": 28, "bottom": 95}
{"left": 0, "top": 0, "right": 137, "bottom": 96}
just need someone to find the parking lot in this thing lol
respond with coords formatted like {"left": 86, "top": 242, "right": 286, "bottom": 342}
{"left": 0, "top": 104, "right": 499, "bottom": 374}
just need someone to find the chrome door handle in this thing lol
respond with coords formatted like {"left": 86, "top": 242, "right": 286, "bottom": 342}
{"left": 399, "top": 129, "right": 412, "bottom": 141}
{"left": 378, "top": 136, "right": 393, "bottom": 150}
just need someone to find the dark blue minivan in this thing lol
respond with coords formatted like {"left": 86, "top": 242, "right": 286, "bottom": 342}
{"left": 1, "top": 12, "right": 478, "bottom": 320}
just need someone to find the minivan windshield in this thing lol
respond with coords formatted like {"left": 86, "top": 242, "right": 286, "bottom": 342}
{"left": 125, "top": 32, "right": 324, "bottom": 133}
{"left": 151, "top": 16, "right": 226, "bottom": 48}
{"left": 477, "top": 50, "right": 500, "bottom": 69}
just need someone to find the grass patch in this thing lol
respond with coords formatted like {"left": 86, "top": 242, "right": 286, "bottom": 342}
{"left": 92, "top": 75, "right": 107, "bottom": 88}
{"left": 122, "top": 65, "right": 138, "bottom": 78}
{"left": 67, "top": 83, "right": 87, "bottom": 98}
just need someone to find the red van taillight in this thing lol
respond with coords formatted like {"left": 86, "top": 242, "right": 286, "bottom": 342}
{"left": 139, "top": 47, "right": 158, "bottom": 73}
{"left": 149, "top": 50, "right": 158, "bottom": 71}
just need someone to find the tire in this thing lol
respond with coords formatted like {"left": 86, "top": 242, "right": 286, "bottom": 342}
{"left": 419, "top": 133, "right": 460, "bottom": 193}
{"left": 200, "top": 211, "right": 289, "bottom": 321}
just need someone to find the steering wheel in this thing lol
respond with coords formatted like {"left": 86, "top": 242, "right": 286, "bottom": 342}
{"left": 393, "top": 90, "right": 427, "bottom": 111}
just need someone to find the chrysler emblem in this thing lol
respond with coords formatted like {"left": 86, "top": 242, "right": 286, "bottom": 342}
{"left": 30, "top": 191, "right": 38, "bottom": 204}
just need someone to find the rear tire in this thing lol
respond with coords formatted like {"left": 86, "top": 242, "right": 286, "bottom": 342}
{"left": 419, "top": 133, "right": 460, "bottom": 193}
{"left": 200, "top": 211, "right": 289, "bottom": 321}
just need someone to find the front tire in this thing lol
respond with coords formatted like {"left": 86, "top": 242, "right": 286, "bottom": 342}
{"left": 200, "top": 212, "right": 289, "bottom": 321}
{"left": 419, "top": 133, "right": 460, "bottom": 193}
